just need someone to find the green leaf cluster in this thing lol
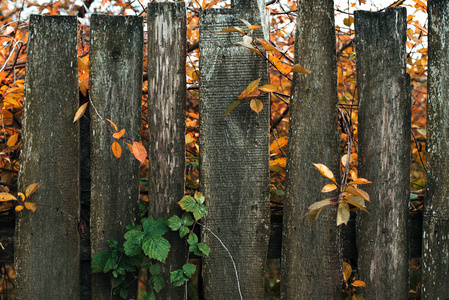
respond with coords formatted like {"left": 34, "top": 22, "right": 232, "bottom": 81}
{"left": 178, "top": 191, "right": 207, "bottom": 220}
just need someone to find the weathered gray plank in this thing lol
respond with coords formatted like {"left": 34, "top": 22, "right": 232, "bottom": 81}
{"left": 199, "top": 6, "right": 270, "bottom": 300}
{"left": 423, "top": 1, "right": 449, "bottom": 298}
{"left": 15, "top": 15, "right": 80, "bottom": 300}
{"left": 89, "top": 14, "right": 143, "bottom": 299}
{"left": 355, "top": 8, "right": 410, "bottom": 299}
{"left": 280, "top": 1, "right": 341, "bottom": 298}
{"left": 147, "top": 3, "right": 187, "bottom": 299}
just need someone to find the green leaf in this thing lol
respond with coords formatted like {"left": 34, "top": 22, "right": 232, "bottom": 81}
{"left": 166, "top": 215, "right": 182, "bottom": 231}
{"left": 119, "top": 286, "right": 128, "bottom": 299}
{"left": 142, "top": 291, "right": 155, "bottom": 300}
{"left": 124, "top": 230, "right": 145, "bottom": 256}
{"left": 189, "top": 244, "right": 202, "bottom": 256}
{"left": 113, "top": 275, "right": 126, "bottom": 288}
{"left": 194, "top": 192, "right": 205, "bottom": 204}
{"left": 198, "top": 243, "right": 210, "bottom": 256}
{"left": 149, "top": 275, "right": 165, "bottom": 293}
{"left": 179, "top": 195, "right": 196, "bottom": 212}
{"left": 108, "top": 240, "right": 118, "bottom": 249}
{"left": 193, "top": 203, "right": 208, "bottom": 221}
{"left": 142, "top": 235, "right": 171, "bottom": 263}
{"left": 182, "top": 263, "right": 196, "bottom": 278}
{"left": 179, "top": 225, "right": 190, "bottom": 238}
{"left": 222, "top": 100, "right": 241, "bottom": 118}
{"left": 150, "top": 263, "right": 161, "bottom": 276}
{"left": 181, "top": 212, "right": 194, "bottom": 226}
{"left": 187, "top": 233, "right": 198, "bottom": 245}
{"left": 104, "top": 256, "right": 116, "bottom": 272}
{"left": 91, "top": 251, "right": 111, "bottom": 273}
{"left": 170, "top": 269, "right": 184, "bottom": 282}
{"left": 143, "top": 217, "right": 169, "bottom": 236}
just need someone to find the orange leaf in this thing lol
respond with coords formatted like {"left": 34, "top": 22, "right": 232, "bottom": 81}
{"left": 6, "top": 133, "right": 19, "bottom": 147}
{"left": 345, "top": 186, "right": 370, "bottom": 202}
{"left": 0, "top": 192, "right": 17, "bottom": 202}
{"left": 321, "top": 184, "right": 338, "bottom": 193}
{"left": 270, "top": 157, "right": 286, "bottom": 168}
{"left": 24, "top": 202, "right": 37, "bottom": 212}
{"left": 250, "top": 99, "right": 263, "bottom": 114}
{"left": 249, "top": 25, "right": 261, "bottom": 30}
{"left": 111, "top": 141, "right": 122, "bottom": 158}
{"left": 349, "top": 178, "right": 372, "bottom": 185}
{"left": 25, "top": 183, "right": 39, "bottom": 198}
{"left": 292, "top": 63, "right": 311, "bottom": 74}
{"left": 238, "top": 88, "right": 261, "bottom": 100}
{"left": 258, "top": 83, "right": 278, "bottom": 92}
{"left": 351, "top": 280, "right": 366, "bottom": 287}
{"left": 312, "top": 163, "right": 336, "bottom": 183}
{"left": 106, "top": 118, "right": 118, "bottom": 131}
{"left": 15, "top": 205, "right": 24, "bottom": 212}
{"left": 270, "top": 137, "right": 288, "bottom": 153}
{"left": 132, "top": 141, "right": 147, "bottom": 164}
{"left": 77, "top": 56, "right": 89, "bottom": 73}
{"left": 343, "top": 262, "right": 352, "bottom": 281}
{"left": 73, "top": 102, "right": 88, "bottom": 123}
{"left": 245, "top": 78, "right": 261, "bottom": 95}
{"left": 257, "top": 38, "right": 278, "bottom": 51}
{"left": 219, "top": 27, "right": 246, "bottom": 35}
{"left": 112, "top": 129, "right": 125, "bottom": 139}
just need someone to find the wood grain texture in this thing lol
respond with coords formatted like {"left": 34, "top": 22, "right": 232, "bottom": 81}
{"left": 280, "top": 1, "right": 341, "bottom": 299}
{"left": 147, "top": 3, "right": 187, "bottom": 299}
{"left": 15, "top": 15, "right": 80, "bottom": 300}
{"left": 89, "top": 14, "right": 143, "bottom": 300}
{"left": 423, "top": 1, "right": 449, "bottom": 298}
{"left": 199, "top": 7, "right": 270, "bottom": 299}
{"left": 355, "top": 8, "right": 410, "bottom": 299}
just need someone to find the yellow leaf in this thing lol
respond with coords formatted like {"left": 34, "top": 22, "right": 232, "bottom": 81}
{"left": 15, "top": 205, "right": 24, "bottom": 212}
{"left": 257, "top": 38, "right": 278, "bottom": 51}
{"left": 346, "top": 196, "right": 370, "bottom": 214}
{"left": 249, "top": 25, "right": 261, "bottom": 30}
{"left": 18, "top": 192, "right": 25, "bottom": 201}
{"left": 250, "top": 99, "right": 263, "bottom": 114}
{"left": 106, "top": 118, "right": 118, "bottom": 131}
{"left": 292, "top": 63, "right": 311, "bottom": 74}
{"left": 77, "top": 56, "right": 89, "bottom": 73}
{"left": 112, "top": 129, "right": 126, "bottom": 139}
{"left": 337, "top": 203, "right": 350, "bottom": 226}
{"left": 270, "top": 137, "right": 288, "bottom": 153}
{"left": 270, "top": 157, "right": 286, "bottom": 168}
{"left": 349, "top": 178, "right": 372, "bottom": 185}
{"left": 25, "top": 183, "right": 39, "bottom": 198}
{"left": 219, "top": 27, "right": 246, "bottom": 35}
{"left": 345, "top": 186, "right": 370, "bottom": 202}
{"left": 6, "top": 133, "right": 19, "bottom": 147}
{"left": 132, "top": 141, "right": 147, "bottom": 164}
{"left": 312, "top": 163, "right": 336, "bottom": 183}
{"left": 238, "top": 88, "right": 261, "bottom": 100}
{"left": 321, "top": 184, "right": 337, "bottom": 193}
{"left": 343, "top": 262, "right": 352, "bottom": 281}
{"left": 24, "top": 202, "right": 37, "bottom": 212}
{"left": 245, "top": 78, "right": 261, "bottom": 95}
{"left": 222, "top": 100, "right": 241, "bottom": 117}
{"left": 0, "top": 192, "right": 16, "bottom": 201}
{"left": 185, "top": 133, "right": 194, "bottom": 144}
{"left": 111, "top": 141, "right": 122, "bottom": 158}
{"left": 3, "top": 96, "right": 21, "bottom": 107}
{"left": 73, "top": 102, "right": 88, "bottom": 123}
{"left": 258, "top": 83, "right": 278, "bottom": 92}
{"left": 308, "top": 198, "right": 333, "bottom": 211}
{"left": 351, "top": 280, "right": 366, "bottom": 287}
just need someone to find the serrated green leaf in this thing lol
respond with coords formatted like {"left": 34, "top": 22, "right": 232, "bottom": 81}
{"left": 150, "top": 263, "right": 161, "bottom": 276}
{"left": 108, "top": 240, "right": 119, "bottom": 249}
{"left": 194, "top": 192, "right": 205, "bottom": 204}
{"left": 179, "top": 225, "right": 190, "bottom": 238}
{"left": 104, "top": 257, "right": 116, "bottom": 272}
{"left": 121, "top": 254, "right": 143, "bottom": 272}
{"left": 193, "top": 204, "right": 207, "bottom": 221}
{"left": 187, "top": 233, "right": 198, "bottom": 245}
{"left": 183, "top": 263, "right": 196, "bottom": 278}
{"left": 189, "top": 244, "right": 203, "bottom": 256}
{"left": 198, "top": 243, "right": 210, "bottom": 256}
{"left": 179, "top": 195, "right": 196, "bottom": 211}
{"left": 181, "top": 213, "right": 194, "bottom": 226}
{"left": 149, "top": 275, "right": 165, "bottom": 293}
{"left": 142, "top": 235, "right": 171, "bottom": 263}
{"left": 222, "top": 100, "right": 241, "bottom": 118}
{"left": 92, "top": 251, "right": 111, "bottom": 273}
{"left": 142, "top": 291, "right": 155, "bottom": 300}
{"left": 170, "top": 269, "right": 185, "bottom": 282}
{"left": 166, "top": 215, "right": 182, "bottom": 231}
{"left": 124, "top": 230, "right": 145, "bottom": 256}
{"left": 112, "top": 275, "right": 126, "bottom": 288}
{"left": 143, "top": 217, "right": 169, "bottom": 236}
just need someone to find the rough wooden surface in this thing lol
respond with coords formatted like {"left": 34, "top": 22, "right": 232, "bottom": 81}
{"left": 89, "top": 14, "right": 143, "bottom": 300}
{"left": 199, "top": 7, "right": 270, "bottom": 299}
{"left": 423, "top": 1, "right": 449, "bottom": 298}
{"left": 147, "top": 3, "right": 187, "bottom": 299}
{"left": 280, "top": 1, "right": 341, "bottom": 298}
{"left": 355, "top": 8, "right": 410, "bottom": 299}
{"left": 15, "top": 15, "right": 80, "bottom": 300}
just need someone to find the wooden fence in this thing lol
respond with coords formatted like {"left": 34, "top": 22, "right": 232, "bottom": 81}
{"left": 1, "top": 0, "right": 448, "bottom": 299}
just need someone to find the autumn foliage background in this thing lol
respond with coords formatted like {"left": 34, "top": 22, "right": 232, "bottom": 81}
{"left": 0, "top": 0, "right": 427, "bottom": 298}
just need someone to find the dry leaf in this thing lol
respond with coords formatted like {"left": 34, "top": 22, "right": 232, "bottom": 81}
{"left": 24, "top": 202, "right": 37, "bottom": 212}
{"left": 111, "top": 141, "right": 122, "bottom": 158}
{"left": 25, "top": 183, "right": 39, "bottom": 198}
{"left": 132, "top": 141, "right": 147, "bottom": 164}
{"left": 73, "top": 102, "right": 88, "bottom": 123}
{"left": 292, "top": 63, "right": 311, "bottom": 74}
{"left": 312, "top": 163, "right": 336, "bottom": 183}
{"left": 112, "top": 129, "right": 126, "bottom": 139}
{"left": 250, "top": 99, "right": 263, "bottom": 114}
{"left": 6, "top": 133, "right": 19, "bottom": 147}
{"left": 0, "top": 192, "right": 17, "bottom": 201}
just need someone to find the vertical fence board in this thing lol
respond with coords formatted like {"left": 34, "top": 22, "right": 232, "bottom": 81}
{"left": 199, "top": 6, "right": 270, "bottom": 299}
{"left": 281, "top": 1, "right": 341, "bottom": 298}
{"left": 90, "top": 15, "right": 143, "bottom": 299}
{"left": 15, "top": 15, "right": 80, "bottom": 299}
{"left": 147, "top": 3, "right": 187, "bottom": 299}
{"left": 355, "top": 8, "right": 410, "bottom": 299}
{"left": 423, "top": 1, "right": 449, "bottom": 298}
